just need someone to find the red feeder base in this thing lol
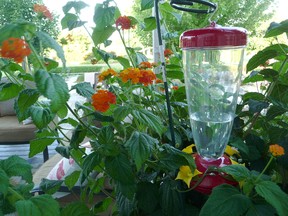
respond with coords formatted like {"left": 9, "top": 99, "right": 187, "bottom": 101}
{"left": 190, "top": 153, "right": 238, "bottom": 195}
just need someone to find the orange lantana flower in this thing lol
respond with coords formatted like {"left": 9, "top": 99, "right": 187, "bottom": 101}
{"left": 91, "top": 90, "right": 116, "bottom": 112}
{"left": 119, "top": 68, "right": 141, "bottom": 84}
{"left": 116, "top": 16, "right": 134, "bottom": 30}
{"left": 98, "top": 69, "right": 117, "bottom": 82}
{"left": 164, "top": 49, "right": 173, "bottom": 58}
{"left": 172, "top": 86, "right": 179, "bottom": 90}
{"left": 269, "top": 144, "right": 285, "bottom": 157}
{"left": 34, "top": 4, "right": 53, "bottom": 21}
{"left": 138, "top": 61, "right": 152, "bottom": 69}
{"left": 0, "top": 38, "right": 31, "bottom": 63}
{"left": 139, "top": 69, "right": 156, "bottom": 86}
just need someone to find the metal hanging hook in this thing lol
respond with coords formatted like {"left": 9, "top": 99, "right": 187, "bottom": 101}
{"left": 170, "top": 0, "right": 217, "bottom": 14}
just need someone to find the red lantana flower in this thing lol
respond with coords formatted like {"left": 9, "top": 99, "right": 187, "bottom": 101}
{"left": 91, "top": 90, "right": 116, "bottom": 112}
{"left": 34, "top": 4, "right": 53, "bottom": 21}
{"left": 138, "top": 61, "right": 153, "bottom": 69}
{"left": 0, "top": 38, "right": 31, "bottom": 63}
{"left": 164, "top": 49, "right": 173, "bottom": 58}
{"left": 139, "top": 69, "right": 157, "bottom": 86}
{"left": 116, "top": 16, "right": 134, "bottom": 30}
{"left": 172, "top": 86, "right": 179, "bottom": 90}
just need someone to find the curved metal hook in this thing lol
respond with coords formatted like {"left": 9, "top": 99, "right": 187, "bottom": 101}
{"left": 170, "top": 0, "right": 217, "bottom": 14}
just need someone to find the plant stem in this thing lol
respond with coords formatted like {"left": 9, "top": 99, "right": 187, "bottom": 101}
{"left": 256, "top": 156, "right": 274, "bottom": 182}
{"left": 8, "top": 187, "right": 25, "bottom": 201}
{"left": 27, "top": 41, "right": 46, "bottom": 70}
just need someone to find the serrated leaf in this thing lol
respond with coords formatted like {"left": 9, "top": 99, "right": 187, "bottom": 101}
{"left": 136, "top": 182, "right": 159, "bottom": 214}
{"left": 16, "top": 200, "right": 41, "bottom": 216}
{"left": 71, "top": 82, "right": 95, "bottom": 99}
{"left": 115, "top": 56, "right": 130, "bottom": 69}
{"left": 200, "top": 184, "right": 252, "bottom": 216}
{"left": 55, "top": 146, "right": 71, "bottom": 159}
{"left": 132, "top": 109, "right": 165, "bottom": 136}
{"left": 220, "top": 165, "right": 251, "bottom": 182}
{"left": 125, "top": 131, "right": 157, "bottom": 170}
{"left": 30, "top": 106, "right": 53, "bottom": 129}
{"left": 248, "top": 99, "right": 269, "bottom": 113}
{"left": 61, "top": 13, "right": 78, "bottom": 29}
{"left": 17, "top": 89, "right": 40, "bottom": 113}
{"left": 94, "top": 5, "right": 118, "bottom": 29}
{"left": 40, "top": 179, "right": 63, "bottom": 195}
{"left": 82, "top": 152, "right": 101, "bottom": 177}
{"left": 143, "top": 17, "right": 156, "bottom": 31}
{"left": 35, "top": 69, "right": 69, "bottom": 112}
{"left": 29, "top": 130, "right": 57, "bottom": 157}
{"left": 0, "top": 155, "right": 32, "bottom": 183}
{"left": 70, "top": 124, "right": 87, "bottom": 149}
{"left": 64, "top": 171, "right": 81, "bottom": 190}
{"left": 255, "top": 181, "right": 288, "bottom": 216}
{"left": 266, "top": 105, "right": 287, "bottom": 120}
{"left": 92, "top": 25, "right": 116, "bottom": 46}
{"left": 265, "top": 20, "right": 288, "bottom": 38}
{"left": 62, "top": 1, "right": 89, "bottom": 14}
{"left": 0, "top": 169, "right": 9, "bottom": 195}
{"left": 0, "top": 82, "right": 23, "bottom": 101}
{"left": 27, "top": 194, "right": 60, "bottom": 216}
{"left": 98, "top": 126, "right": 114, "bottom": 145}
{"left": 105, "top": 154, "right": 135, "bottom": 185}
{"left": 113, "top": 105, "right": 132, "bottom": 121}
{"left": 141, "top": 0, "right": 154, "bottom": 10}
{"left": 160, "top": 178, "right": 183, "bottom": 216}
{"left": 0, "top": 21, "right": 36, "bottom": 44}
{"left": 36, "top": 31, "right": 66, "bottom": 67}
{"left": 61, "top": 201, "right": 91, "bottom": 216}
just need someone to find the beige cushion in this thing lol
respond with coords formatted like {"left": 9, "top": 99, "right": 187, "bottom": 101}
{"left": 0, "top": 99, "right": 16, "bottom": 117}
{"left": 0, "top": 116, "right": 36, "bottom": 143}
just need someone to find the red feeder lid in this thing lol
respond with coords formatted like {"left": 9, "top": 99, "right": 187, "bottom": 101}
{"left": 180, "top": 22, "right": 247, "bottom": 48}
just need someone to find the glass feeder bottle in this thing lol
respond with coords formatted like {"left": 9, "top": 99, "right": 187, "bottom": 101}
{"left": 181, "top": 22, "right": 247, "bottom": 161}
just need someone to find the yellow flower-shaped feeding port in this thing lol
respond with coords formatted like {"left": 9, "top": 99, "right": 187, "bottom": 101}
{"left": 176, "top": 166, "right": 203, "bottom": 187}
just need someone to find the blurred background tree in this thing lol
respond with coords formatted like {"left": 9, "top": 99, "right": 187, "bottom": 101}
{"left": 132, "top": 0, "right": 276, "bottom": 51}
{"left": 0, "top": 0, "right": 60, "bottom": 55}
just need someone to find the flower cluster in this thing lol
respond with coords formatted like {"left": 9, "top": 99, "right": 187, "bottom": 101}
{"left": 91, "top": 90, "right": 117, "bottom": 112}
{"left": 118, "top": 67, "right": 157, "bottom": 86}
{"left": 33, "top": 4, "right": 53, "bottom": 21}
{"left": 164, "top": 48, "right": 173, "bottom": 58}
{"left": 269, "top": 144, "right": 285, "bottom": 157}
{"left": 98, "top": 68, "right": 117, "bottom": 82}
{"left": 0, "top": 38, "right": 31, "bottom": 63}
{"left": 116, "top": 16, "right": 134, "bottom": 30}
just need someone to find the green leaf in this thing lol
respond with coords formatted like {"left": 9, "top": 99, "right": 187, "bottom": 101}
{"left": 0, "top": 169, "right": 9, "bottom": 195}
{"left": 116, "top": 192, "right": 136, "bottom": 215}
{"left": 98, "top": 126, "right": 114, "bottom": 145}
{"left": 132, "top": 109, "right": 165, "bottom": 136}
{"left": 82, "top": 152, "right": 101, "bottom": 177}
{"left": 17, "top": 89, "right": 40, "bottom": 113}
{"left": 242, "top": 71, "right": 265, "bottom": 84}
{"left": 246, "top": 204, "right": 277, "bottom": 216}
{"left": 0, "top": 155, "right": 32, "bottom": 183}
{"left": 55, "top": 146, "right": 71, "bottom": 159}
{"left": 160, "top": 178, "right": 183, "bottom": 216}
{"left": 61, "top": 201, "right": 92, "bottom": 216}
{"left": 246, "top": 44, "right": 288, "bottom": 72}
{"left": 248, "top": 99, "right": 269, "bottom": 113}
{"left": 143, "top": 17, "right": 156, "bottom": 31}
{"left": 141, "top": 0, "right": 154, "bottom": 10}
{"left": 92, "top": 25, "right": 116, "bottom": 46}
{"left": 64, "top": 171, "right": 81, "bottom": 190}
{"left": 255, "top": 181, "right": 288, "bottom": 216}
{"left": 265, "top": 20, "right": 288, "bottom": 38}
{"left": 115, "top": 56, "right": 131, "bottom": 69}
{"left": 16, "top": 194, "right": 60, "bottom": 216}
{"left": 71, "top": 82, "right": 95, "bottom": 99}
{"left": 40, "top": 179, "right": 63, "bottom": 195}
{"left": 220, "top": 165, "right": 251, "bottom": 182}
{"left": 70, "top": 124, "right": 87, "bottom": 149}
{"left": 136, "top": 182, "right": 159, "bottom": 214}
{"left": 266, "top": 105, "right": 287, "bottom": 120}
{"left": 61, "top": 13, "right": 78, "bottom": 29}
{"left": 36, "top": 31, "right": 66, "bottom": 67}
{"left": 62, "top": 1, "right": 89, "bottom": 14}
{"left": 0, "top": 21, "right": 36, "bottom": 44}
{"left": 125, "top": 131, "right": 157, "bottom": 170}
{"left": 29, "top": 130, "right": 57, "bottom": 157}
{"left": 35, "top": 69, "right": 70, "bottom": 112}
{"left": 0, "top": 82, "right": 23, "bottom": 101}
{"left": 242, "top": 92, "right": 265, "bottom": 103}
{"left": 105, "top": 153, "right": 135, "bottom": 185}
{"left": 113, "top": 105, "right": 132, "bottom": 121}
{"left": 200, "top": 184, "right": 252, "bottom": 216}
{"left": 30, "top": 106, "right": 54, "bottom": 129}
{"left": 94, "top": 4, "right": 118, "bottom": 29}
